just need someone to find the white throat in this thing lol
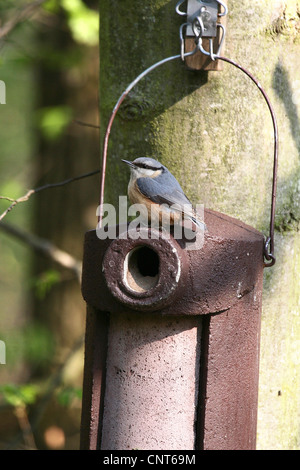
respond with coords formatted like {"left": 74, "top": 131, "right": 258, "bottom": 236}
{"left": 131, "top": 167, "right": 161, "bottom": 179}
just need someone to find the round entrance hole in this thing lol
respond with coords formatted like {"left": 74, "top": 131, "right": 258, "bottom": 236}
{"left": 124, "top": 246, "right": 160, "bottom": 293}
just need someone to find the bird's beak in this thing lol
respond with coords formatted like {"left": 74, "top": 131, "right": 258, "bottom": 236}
{"left": 121, "top": 159, "right": 135, "bottom": 168}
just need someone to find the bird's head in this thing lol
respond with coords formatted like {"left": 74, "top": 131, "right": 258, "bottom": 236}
{"left": 122, "top": 157, "right": 164, "bottom": 179}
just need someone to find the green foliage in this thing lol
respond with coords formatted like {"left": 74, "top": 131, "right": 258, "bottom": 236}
{"left": 57, "top": 386, "right": 82, "bottom": 407}
{"left": 0, "top": 322, "right": 55, "bottom": 369}
{"left": 44, "top": 0, "right": 99, "bottom": 46}
{"left": 36, "top": 106, "right": 73, "bottom": 141}
{"left": 42, "top": 0, "right": 61, "bottom": 14}
{"left": 62, "top": 0, "right": 99, "bottom": 46}
{"left": 0, "top": 383, "right": 39, "bottom": 408}
{"left": 21, "top": 323, "right": 55, "bottom": 367}
{"left": 0, "top": 0, "right": 98, "bottom": 449}
{"left": 30, "top": 269, "right": 61, "bottom": 300}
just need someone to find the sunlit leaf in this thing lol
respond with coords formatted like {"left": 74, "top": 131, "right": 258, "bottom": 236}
{"left": 61, "top": 0, "right": 99, "bottom": 46}
{"left": 0, "top": 383, "right": 40, "bottom": 408}
{"left": 36, "top": 106, "right": 73, "bottom": 141}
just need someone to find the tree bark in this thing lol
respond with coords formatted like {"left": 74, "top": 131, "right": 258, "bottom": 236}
{"left": 99, "top": 0, "right": 300, "bottom": 449}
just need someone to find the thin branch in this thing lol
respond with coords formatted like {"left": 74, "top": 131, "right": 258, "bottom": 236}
{"left": 14, "top": 406, "right": 37, "bottom": 450}
{"left": 0, "top": 0, "right": 47, "bottom": 40}
{"left": 0, "top": 196, "right": 17, "bottom": 202}
{"left": 72, "top": 119, "right": 100, "bottom": 130}
{"left": 0, "top": 222, "right": 82, "bottom": 281}
{"left": 0, "top": 169, "right": 100, "bottom": 221}
{"left": 0, "top": 189, "right": 35, "bottom": 221}
{"left": 33, "top": 169, "right": 100, "bottom": 193}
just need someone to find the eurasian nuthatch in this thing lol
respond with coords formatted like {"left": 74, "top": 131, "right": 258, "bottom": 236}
{"left": 122, "top": 157, "right": 205, "bottom": 230}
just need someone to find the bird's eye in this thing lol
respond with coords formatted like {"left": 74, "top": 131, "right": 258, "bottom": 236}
{"left": 138, "top": 163, "right": 162, "bottom": 171}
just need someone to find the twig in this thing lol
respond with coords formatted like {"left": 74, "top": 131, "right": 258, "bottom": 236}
{"left": 73, "top": 119, "right": 100, "bottom": 130}
{"left": 0, "top": 189, "right": 35, "bottom": 222}
{"left": 0, "top": 0, "right": 47, "bottom": 40}
{"left": 0, "top": 222, "right": 82, "bottom": 281}
{"left": 0, "top": 169, "right": 100, "bottom": 222}
{"left": 33, "top": 169, "right": 100, "bottom": 193}
{"left": 0, "top": 196, "right": 17, "bottom": 202}
{"left": 14, "top": 406, "right": 37, "bottom": 450}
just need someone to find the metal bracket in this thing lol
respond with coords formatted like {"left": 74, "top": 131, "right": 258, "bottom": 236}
{"left": 176, "top": 0, "right": 227, "bottom": 38}
{"left": 187, "top": 0, "right": 219, "bottom": 37}
{"left": 176, "top": 0, "right": 228, "bottom": 70}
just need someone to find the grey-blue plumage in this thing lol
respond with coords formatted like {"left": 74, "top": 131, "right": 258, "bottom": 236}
{"left": 122, "top": 157, "right": 206, "bottom": 229}
{"left": 136, "top": 166, "right": 192, "bottom": 208}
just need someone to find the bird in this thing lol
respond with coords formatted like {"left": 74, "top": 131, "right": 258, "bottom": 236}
{"left": 122, "top": 157, "right": 206, "bottom": 231}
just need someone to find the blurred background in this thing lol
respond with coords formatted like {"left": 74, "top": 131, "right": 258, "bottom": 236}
{"left": 0, "top": 0, "right": 99, "bottom": 449}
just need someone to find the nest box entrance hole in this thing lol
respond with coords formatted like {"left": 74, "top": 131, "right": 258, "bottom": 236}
{"left": 124, "top": 246, "right": 160, "bottom": 293}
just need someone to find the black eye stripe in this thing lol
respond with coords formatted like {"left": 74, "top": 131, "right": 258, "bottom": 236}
{"left": 136, "top": 163, "right": 162, "bottom": 170}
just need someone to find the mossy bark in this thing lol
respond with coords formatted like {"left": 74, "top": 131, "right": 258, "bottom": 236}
{"left": 99, "top": 0, "right": 300, "bottom": 449}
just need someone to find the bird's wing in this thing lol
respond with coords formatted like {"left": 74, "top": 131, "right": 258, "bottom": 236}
{"left": 136, "top": 176, "right": 194, "bottom": 216}
{"left": 137, "top": 175, "right": 206, "bottom": 230}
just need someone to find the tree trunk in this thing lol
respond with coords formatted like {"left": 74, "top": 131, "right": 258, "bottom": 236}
{"left": 34, "top": 13, "right": 99, "bottom": 364}
{"left": 99, "top": 0, "right": 300, "bottom": 450}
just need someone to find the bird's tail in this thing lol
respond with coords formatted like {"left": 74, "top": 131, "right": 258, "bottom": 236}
{"left": 191, "top": 216, "right": 207, "bottom": 231}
